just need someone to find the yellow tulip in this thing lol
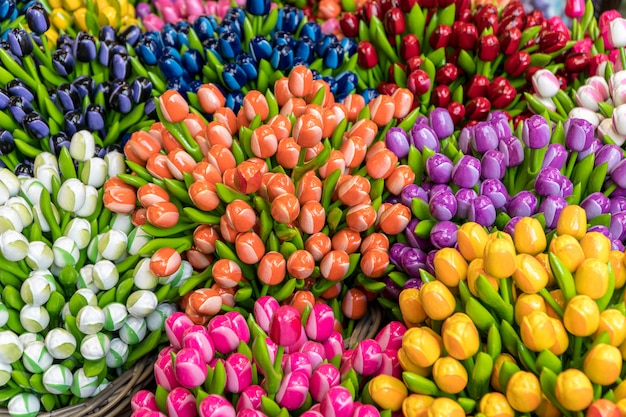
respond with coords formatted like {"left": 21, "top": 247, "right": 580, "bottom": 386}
{"left": 583, "top": 343, "right": 622, "bottom": 385}
{"left": 506, "top": 371, "right": 541, "bottom": 412}
{"left": 432, "top": 356, "right": 468, "bottom": 394}
{"left": 73, "top": 7, "right": 88, "bottom": 32}
{"left": 520, "top": 311, "right": 556, "bottom": 352}
{"left": 484, "top": 237, "right": 517, "bottom": 279}
{"left": 549, "top": 235, "right": 585, "bottom": 273}
{"left": 514, "top": 293, "right": 547, "bottom": 325}
{"left": 441, "top": 313, "right": 480, "bottom": 360}
{"left": 433, "top": 248, "right": 467, "bottom": 287}
{"left": 534, "top": 253, "right": 556, "bottom": 288}
{"left": 535, "top": 395, "right": 562, "bottom": 417}
{"left": 426, "top": 397, "right": 466, "bottom": 417}
{"left": 48, "top": 0, "right": 62, "bottom": 7}
{"left": 617, "top": 398, "right": 626, "bottom": 417}
{"left": 419, "top": 281, "right": 456, "bottom": 321}
{"left": 490, "top": 354, "right": 517, "bottom": 393}
{"left": 457, "top": 222, "right": 489, "bottom": 261}
{"left": 513, "top": 254, "right": 549, "bottom": 294}
{"left": 397, "top": 348, "right": 431, "bottom": 377}
{"left": 368, "top": 375, "right": 408, "bottom": 412}
{"left": 556, "top": 205, "right": 587, "bottom": 240}
{"left": 62, "top": 0, "right": 83, "bottom": 11}
{"left": 580, "top": 232, "right": 611, "bottom": 262}
{"left": 574, "top": 258, "right": 610, "bottom": 300}
{"left": 549, "top": 318, "right": 569, "bottom": 356}
{"left": 514, "top": 217, "right": 547, "bottom": 255}
{"left": 99, "top": 6, "right": 120, "bottom": 27}
{"left": 402, "top": 394, "right": 434, "bottom": 417}
{"left": 596, "top": 308, "right": 626, "bottom": 347}
{"left": 402, "top": 327, "right": 442, "bottom": 368}
{"left": 614, "top": 380, "right": 626, "bottom": 401}
{"left": 479, "top": 392, "right": 514, "bottom": 417}
{"left": 50, "top": 8, "right": 73, "bottom": 31}
{"left": 563, "top": 295, "right": 600, "bottom": 336}
{"left": 610, "top": 250, "right": 626, "bottom": 289}
{"left": 399, "top": 289, "right": 427, "bottom": 325}
{"left": 555, "top": 369, "right": 593, "bottom": 412}
{"left": 467, "top": 258, "right": 499, "bottom": 297}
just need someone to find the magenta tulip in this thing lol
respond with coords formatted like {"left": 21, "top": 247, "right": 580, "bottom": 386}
{"left": 320, "top": 386, "right": 354, "bottom": 417}
{"left": 174, "top": 348, "right": 208, "bottom": 388}
{"left": 283, "top": 352, "right": 313, "bottom": 378}
{"left": 253, "top": 296, "right": 279, "bottom": 332}
{"left": 352, "top": 339, "right": 383, "bottom": 376}
{"left": 352, "top": 404, "right": 381, "bottom": 417}
{"left": 237, "top": 410, "right": 268, "bottom": 417}
{"left": 310, "top": 363, "right": 341, "bottom": 402}
{"left": 154, "top": 353, "right": 180, "bottom": 392}
{"left": 300, "top": 412, "right": 324, "bottom": 417}
{"left": 131, "top": 390, "right": 159, "bottom": 411}
{"left": 300, "top": 341, "right": 326, "bottom": 370}
{"left": 275, "top": 370, "right": 310, "bottom": 410}
{"left": 323, "top": 331, "right": 344, "bottom": 360}
{"left": 224, "top": 353, "right": 253, "bottom": 393}
{"left": 182, "top": 326, "right": 214, "bottom": 364}
{"left": 236, "top": 385, "right": 266, "bottom": 412}
{"left": 225, "top": 312, "right": 250, "bottom": 344}
{"left": 208, "top": 315, "right": 240, "bottom": 355}
{"left": 165, "top": 312, "right": 194, "bottom": 349}
{"left": 378, "top": 349, "right": 402, "bottom": 378}
{"left": 269, "top": 306, "right": 302, "bottom": 347}
{"left": 375, "top": 322, "right": 406, "bottom": 351}
{"left": 305, "top": 304, "right": 335, "bottom": 342}
{"left": 199, "top": 395, "right": 236, "bottom": 417}
{"left": 166, "top": 387, "right": 197, "bottom": 417}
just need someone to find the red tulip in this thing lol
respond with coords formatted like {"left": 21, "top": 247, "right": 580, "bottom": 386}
{"left": 565, "top": 52, "right": 590, "bottom": 73}
{"left": 488, "top": 77, "right": 517, "bottom": 108}
{"left": 362, "top": 1, "right": 383, "bottom": 23}
{"left": 340, "top": 12, "right": 359, "bottom": 38}
{"left": 400, "top": 34, "right": 421, "bottom": 61}
{"left": 453, "top": 22, "right": 478, "bottom": 50}
{"left": 499, "top": 27, "right": 522, "bottom": 55}
{"left": 466, "top": 74, "right": 490, "bottom": 100}
{"left": 270, "top": 306, "right": 302, "bottom": 347}
{"left": 432, "top": 85, "right": 451, "bottom": 108}
{"left": 357, "top": 41, "right": 379, "bottom": 69}
{"left": 447, "top": 102, "right": 465, "bottom": 126}
{"left": 406, "top": 56, "right": 423, "bottom": 72}
{"left": 384, "top": 7, "right": 406, "bottom": 36}
{"left": 407, "top": 69, "right": 431, "bottom": 96}
{"left": 524, "top": 10, "right": 545, "bottom": 29}
{"left": 478, "top": 34, "right": 500, "bottom": 61}
{"left": 429, "top": 25, "right": 453, "bottom": 50}
{"left": 504, "top": 51, "right": 531, "bottom": 77}
{"left": 475, "top": 12, "right": 498, "bottom": 35}
{"left": 435, "top": 63, "right": 458, "bottom": 85}
{"left": 539, "top": 29, "right": 568, "bottom": 54}
{"left": 465, "top": 97, "right": 491, "bottom": 121}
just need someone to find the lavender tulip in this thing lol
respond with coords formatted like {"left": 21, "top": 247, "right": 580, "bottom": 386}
{"left": 613, "top": 240, "right": 625, "bottom": 251}
{"left": 352, "top": 339, "right": 382, "bottom": 376}
{"left": 611, "top": 159, "right": 626, "bottom": 189}
{"left": 468, "top": 196, "right": 496, "bottom": 227}
{"left": 471, "top": 121, "right": 499, "bottom": 154}
{"left": 300, "top": 341, "right": 326, "bottom": 370}
{"left": 320, "top": 386, "right": 354, "bottom": 417}
{"left": 578, "top": 138, "right": 602, "bottom": 161}
{"left": 535, "top": 167, "right": 564, "bottom": 197}
{"left": 522, "top": 115, "right": 551, "bottom": 149}
{"left": 400, "top": 247, "right": 427, "bottom": 277}
{"left": 458, "top": 125, "right": 473, "bottom": 154}
{"left": 610, "top": 212, "right": 626, "bottom": 241}
{"left": 559, "top": 175, "right": 573, "bottom": 198}
{"left": 208, "top": 316, "right": 240, "bottom": 355}
{"left": 539, "top": 195, "right": 567, "bottom": 228}
{"left": 481, "top": 150, "right": 506, "bottom": 180}
{"left": 430, "top": 221, "right": 458, "bottom": 249}
{"left": 588, "top": 225, "right": 611, "bottom": 237}
{"left": 389, "top": 243, "right": 411, "bottom": 267}
{"left": 385, "top": 128, "right": 410, "bottom": 158}
{"left": 275, "top": 371, "right": 309, "bottom": 410}
{"left": 426, "top": 153, "right": 453, "bottom": 184}
{"left": 508, "top": 191, "right": 538, "bottom": 217}
{"left": 488, "top": 112, "right": 513, "bottom": 139}
{"left": 404, "top": 219, "right": 432, "bottom": 250}
{"left": 382, "top": 277, "right": 402, "bottom": 300}
{"left": 409, "top": 124, "right": 439, "bottom": 152}
{"left": 499, "top": 135, "right": 524, "bottom": 167}
{"left": 224, "top": 353, "right": 253, "bottom": 393}
{"left": 165, "top": 312, "right": 194, "bottom": 350}
{"left": 611, "top": 197, "right": 626, "bottom": 214}
{"left": 182, "top": 326, "right": 214, "bottom": 364}
{"left": 310, "top": 363, "right": 341, "bottom": 402}
{"left": 323, "top": 332, "right": 344, "bottom": 360}
{"left": 174, "top": 348, "right": 207, "bottom": 389}
{"left": 455, "top": 188, "right": 479, "bottom": 220}
{"left": 504, "top": 217, "right": 522, "bottom": 237}
{"left": 429, "top": 108, "right": 454, "bottom": 139}
{"left": 425, "top": 250, "right": 437, "bottom": 275}
{"left": 236, "top": 385, "right": 266, "bottom": 412}
{"left": 199, "top": 395, "right": 236, "bottom": 417}
{"left": 403, "top": 278, "right": 423, "bottom": 290}
{"left": 253, "top": 296, "right": 279, "bottom": 333}
{"left": 375, "top": 322, "right": 406, "bottom": 351}
{"left": 378, "top": 349, "right": 402, "bottom": 379}
{"left": 352, "top": 404, "right": 381, "bottom": 417}
{"left": 429, "top": 184, "right": 453, "bottom": 198}
{"left": 564, "top": 118, "right": 594, "bottom": 151}
{"left": 166, "top": 387, "right": 196, "bottom": 417}
{"left": 305, "top": 304, "right": 334, "bottom": 343}
{"left": 452, "top": 156, "right": 481, "bottom": 188}
{"left": 481, "top": 179, "right": 509, "bottom": 209}
{"left": 429, "top": 190, "right": 457, "bottom": 221}
{"left": 595, "top": 145, "right": 623, "bottom": 174}
{"left": 542, "top": 143, "right": 568, "bottom": 170}
{"left": 270, "top": 306, "right": 302, "bottom": 347}
{"left": 401, "top": 184, "right": 428, "bottom": 207}
{"left": 154, "top": 353, "right": 180, "bottom": 392}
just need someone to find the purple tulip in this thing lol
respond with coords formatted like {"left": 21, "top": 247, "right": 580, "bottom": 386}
{"left": 323, "top": 332, "right": 344, "bottom": 360}
{"left": 199, "top": 395, "right": 236, "bottom": 417}
{"left": 578, "top": 138, "right": 602, "bottom": 161}
{"left": 595, "top": 144, "right": 623, "bottom": 174}
{"left": 286, "top": 324, "right": 308, "bottom": 353}
{"left": 375, "top": 322, "right": 406, "bottom": 351}
{"left": 275, "top": 371, "right": 309, "bottom": 410}
{"left": 400, "top": 247, "right": 427, "bottom": 277}
{"left": 283, "top": 352, "right": 313, "bottom": 378}
{"left": 300, "top": 341, "right": 326, "bottom": 370}
{"left": 611, "top": 197, "right": 626, "bottom": 214}
{"left": 236, "top": 385, "right": 266, "bottom": 412}
{"left": 559, "top": 175, "right": 573, "bottom": 198}
{"left": 352, "top": 339, "right": 382, "bottom": 376}
{"left": 613, "top": 240, "right": 625, "bottom": 251}
{"left": 426, "top": 153, "right": 453, "bottom": 184}
{"left": 429, "top": 108, "right": 454, "bottom": 139}
{"left": 499, "top": 135, "right": 525, "bottom": 167}
{"left": 429, "top": 184, "right": 453, "bottom": 198}
{"left": 182, "top": 326, "right": 214, "bottom": 364}
{"left": 237, "top": 410, "right": 268, "bottom": 417}
{"left": 352, "top": 404, "right": 381, "bottom": 417}
{"left": 310, "top": 363, "right": 341, "bottom": 402}
{"left": 508, "top": 191, "right": 538, "bottom": 217}
{"left": 488, "top": 112, "right": 513, "bottom": 139}
{"left": 415, "top": 115, "right": 429, "bottom": 125}
{"left": 389, "top": 243, "right": 411, "bottom": 266}
{"left": 458, "top": 125, "right": 473, "bottom": 154}
{"left": 225, "top": 312, "right": 250, "bottom": 345}
{"left": 522, "top": 115, "right": 551, "bottom": 149}
{"left": 471, "top": 121, "right": 499, "bottom": 153}
{"left": 385, "top": 128, "right": 410, "bottom": 158}
{"left": 409, "top": 124, "right": 440, "bottom": 152}
{"left": 174, "top": 348, "right": 208, "bottom": 389}
{"left": 404, "top": 219, "right": 432, "bottom": 250}
{"left": 306, "top": 304, "right": 335, "bottom": 343}
{"left": 208, "top": 316, "right": 240, "bottom": 355}
{"left": 610, "top": 212, "right": 626, "bottom": 241}
{"left": 320, "top": 386, "right": 354, "bottom": 417}
{"left": 425, "top": 250, "right": 437, "bottom": 275}
{"left": 253, "top": 296, "right": 280, "bottom": 333}
{"left": 504, "top": 217, "right": 522, "bottom": 237}
{"left": 165, "top": 313, "right": 194, "bottom": 350}
{"left": 166, "top": 387, "right": 197, "bottom": 417}
{"left": 401, "top": 184, "right": 428, "bottom": 207}
{"left": 456, "top": 188, "right": 479, "bottom": 220}
{"left": 224, "top": 353, "right": 253, "bottom": 393}
{"left": 611, "top": 159, "right": 626, "bottom": 189}
{"left": 430, "top": 221, "right": 458, "bottom": 249}
{"left": 382, "top": 277, "right": 402, "bottom": 300}
{"left": 403, "top": 278, "right": 423, "bottom": 290}
{"left": 535, "top": 167, "right": 564, "bottom": 197}
{"left": 481, "top": 179, "right": 509, "bottom": 209}
{"left": 452, "top": 155, "right": 481, "bottom": 188}
{"left": 468, "top": 196, "right": 496, "bottom": 227}
{"left": 154, "top": 352, "right": 180, "bottom": 392}
{"left": 429, "top": 190, "right": 457, "bottom": 221}
{"left": 539, "top": 195, "right": 567, "bottom": 228}
{"left": 542, "top": 143, "right": 568, "bottom": 170}
{"left": 588, "top": 225, "right": 611, "bottom": 237}
{"left": 378, "top": 349, "right": 402, "bottom": 379}
{"left": 481, "top": 150, "right": 506, "bottom": 180}
{"left": 564, "top": 118, "right": 594, "bottom": 151}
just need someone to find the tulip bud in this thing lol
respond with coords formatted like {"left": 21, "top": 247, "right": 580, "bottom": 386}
{"left": 520, "top": 311, "right": 556, "bottom": 352}
{"left": 419, "top": 281, "right": 456, "bottom": 321}
{"left": 549, "top": 235, "right": 585, "bottom": 273}
{"left": 441, "top": 313, "right": 479, "bottom": 360}
{"left": 427, "top": 397, "right": 465, "bottom": 417}
{"left": 555, "top": 369, "right": 593, "bottom": 412}
{"left": 584, "top": 343, "right": 622, "bottom": 386}
{"left": 609, "top": 18, "right": 626, "bottom": 48}
{"left": 532, "top": 69, "right": 560, "bottom": 98}
{"left": 484, "top": 236, "right": 517, "bottom": 279}
{"left": 368, "top": 375, "right": 407, "bottom": 412}
{"left": 506, "top": 371, "right": 541, "bottom": 412}
{"left": 402, "top": 327, "right": 441, "bottom": 368}
{"left": 432, "top": 356, "right": 467, "bottom": 394}
{"left": 479, "top": 392, "right": 514, "bottom": 417}
{"left": 514, "top": 254, "right": 549, "bottom": 294}
{"left": 564, "top": 295, "right": 600, "bottom": 336}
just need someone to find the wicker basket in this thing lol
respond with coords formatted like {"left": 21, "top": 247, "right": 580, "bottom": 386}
{"left": 0, "top": 355, "right": 154, "bottom": 417}
{"left": 344, "top": 303, "right": 384, "bottom": 349}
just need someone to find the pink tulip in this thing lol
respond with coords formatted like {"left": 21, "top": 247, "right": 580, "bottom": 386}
{"left": 224, "top": 353, "right": 253, "bottom": 394}
{"left": 237, "top": 410, "right": 268, "bottom": 417}
{"left": 586, "top": 76, "right": 610, "bottom": 100}
{"left": 158, "top": 346, "right": 177, "bottom": 359}
{"left": 154, "top": 354, "right": 180, "bottom": 392}
{"left": 186, "top": 0, "right": 204, "bottom": 16}
{"left": 143, "top": 14, "right": 165, "bottom": 32}
{"left": 131, "top": 408, "right": 156, "bottom": 417}
{"left": 532, "top": 69, "right": 560, "bottom": 98}
{"left": 600, "top": 10, "right": 623, "bottom": 32}
{"left": 300, "top": 412, "right": 324, "bottom": 417}
{"left": 208, "top": 315, "right": 240, "bottom": 355}
{"left": 614, "top": 84, "right": 626, "bottom": 106}
{"left": 161, "top": 5, "right": 180, "bottom": 23}
{"left": 321, "top": 18, "right": 340, "bottom": 35}
{"left": 131, "top": 390, "right": 159, "bottom": 411}
{"left": 305, "top": 304, "right": 335, "bottom": 342}
{"left": 352, "top": 339, "right": 382, "bottom": 376}
{"left": 378, "top": 349, "right": 402, "bottom": 379}
{"left": 575, "top": 85, "right": 603, "bottom": 111}
{"left": 375, "top": 322, "right": 406, "bottom": 351}
{"left": 285, "top": 324, "right": 307, "bottom": 353}
{"left": 199, "top": 395, "right": 236, "bottom": 417}
{"left": 165, "top": 313, "right": 194, "bottom": 350}
{"left": 613, "top": 103, "right": 626, "bottom": 136}
{"left": 565, "top": 0, "right": 584, "bottom": 19}
{"left": 310, "top": 363, "right": 340, "bottom": 403}
{"left": 599, "top": 118, "right": 626, "bottom": 146}
{"left": 322, "top": 332, "right": 344, "bottom": 360}
{"left": 253, "top": 296, "right": 279, "bottom": 333}
{"left": 300, "top": 341, "right": 326, "bottom": 370}
{"left": 275, "top": 371, "right": 310, "bottom": 410}
{"left": 352, "top": 404, "right": 381, "bottom": 417}
{"left": 568, "top": 107, "right": 601, "bottom": 127}
{"left": 225, "top": 312, "right": 250, "bottom": 344}
{"left": 174, "top": 348, "right": 208, "bottom": 388}
{"left": 236, "top": 385, "right": 266, "bottom": 412}
{"left": 320, "top": 386, "right": 354, "bottom": 417}
{"left": 166, "top": 387, "right": 197, "bottom": 417}
{"left": 283, "top": 352, "right": 313, "bottom": 378}
{"left": 269, "top": 306, "right": 302, "bottom": 347}
{"left": 182, "top": 326, "right": 214, "bottom": 364}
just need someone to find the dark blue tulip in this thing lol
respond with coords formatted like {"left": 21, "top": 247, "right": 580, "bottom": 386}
{"left": 429, "top": 108, "right": 454, "bottom": 139}
{"left": 98, "top": 39, "right": 115, "bottom": 67}
{"left": 246, "top": 0, "right": 270, "bottom": 16}
{"left": 0, "top": 0, "right": 16, "bottom": 20}
{"left": 0, "top": 89, "right": 9, "bottom": 110}
{"left": 162, "top": 46, "right": 181, "bottom": 62}
{"left": 236, "top": 53, "right": 258, "bottom": 80}
{"left": 136, "top": 37, "right": 162, "bottom": 66}
{"left": 522, "top": 114, "right": 551, "bottom": 149}
{"left": 316, "top": 34, "right": 337, "bottom": 57}
{"left": 409, "top": 124, "right": 439, "bottom": 152}
{"left": 341, "top": 37, "right": 357, "bottom": 56}
{"left": 30, "top": 34, "right": 42, "bottom": 49}
{"left": 335, "top": 71, "right": 358, "bottom": 96}
{"left": 0, "top": 129, "right": 14, "bottom": 155}
{"left": 610, "top": 196, "right": 626, "bottom": 215}
{"left": 225, "top": 91, "right": 244, "bottom": 113}
{"left": 8, "top": 95, "right": 32, "bottom": 124}
{"left": 22, "top": 112, "right": 49, "bottom": 140}
{"left": 72, "top": 76, "right": 94, "bottom": 100}
{"left": 588, "top": 225, "right": 610, "bottom": 237}
{"left": 48, "top": 133, "right": 70, "bottom": 155}
{"left": 278, "top": 6, "right": 304, "bottom": 33}
{"left": 542, "top": 143, "right": 568, "bottom": 170}
{"left": 322, "top": 76, "right": 337, "bottom": 94}
{"left": 84, "top": 104, "right": 105, "bottom": 131}
{"left": 385, "top": 195, "right": 402, "bottom": 204}
{"left": 481, "top": 179, "right": 509, "bottom": 209}
{"left": 99, "top": 25, "right": 116, "bottom": 42}
{"left": 218, "top": 17, "right": 242, "bottom": 38}
{"left": 481, "top": 150, "right": 506, "bottom": 180}
{"left": 108, "top": 84, "right": 132, "bottom": 114}
{"left": 225, "top": 8, "right": 246, "bottom": 26}
{"left": 130, "top": 77, "right": 153, "bottom": 103}
{"left": 578, "top": 138, "right": 601, "bottom": 161}
{"left": 25, "top": 3, "right": 49, "bottom": 34}
{"left": 385, "top": 127, "right": 410, "bottom": 159}
{"left": 504, "top": 217, "right": 522, "bottom": 237}
{"left": 161, "top": 24, "right": 178, "bottom": 48}
{"left": 222, "top": 63, "right": 248, "bottom": 91}
{"left": 389, "top": 243, "right": 411, "bottom": 266}
{"left": 7, "top": 28, "right": 32, "bottom": 58}
{"left": 580, "top": 192, "right": 610, "bottom": 220}
{"left": 219, "top": 31, "right": 242, "bottom": 60}
{"left": 426, "top": 153, "right": 453, "bottom": 184}
{"left": 564, "top": 118, "right": 594, "bottom": 152}
{"left": 429, "top": 190, "right": 457, "bottom": 221}
{"left": 188, "top": 80, "right": 203, "bottom": 93}
{"left": 534, "top": 166, "right": 563, "bottom": 197}
{"left": 508, "top": 190, "right": 538, "bottom": 217}
{"left": 499, "top": 135, "right": 524, "bottom": 167}
{"left": 292, "top": 56, "right": 307, "bottom": 67}
{"left": 270, "top": 44, "right": 293, "bottom": 70}
{"left": 452, "top": 155, "right": 481, "bottom": 188}
{"left": 487, "top": 111, "right": 512, "bottom": 139}
{"left": 311, "top": 69, "right": 322, "bottom": 80}
{"left": 167, "top": 78, "right": 190, "bottom": 94}
{"left": 274, "top": 31, "right": 295, "bottom": 48}
{"left": 118, "top": 25, "right": 141, "bottom": 47}
{"left": 14, "top": 161, "right": 33, "bottom": 177}
{"left": 56, "top": 34, "right": 73, "bottom": 51}
{"left": 401, "top": 247, "right": 427, "bottom": 277}
{"left": 109, "top": 53, "right": 131, "bottom": 81}
{"left": 595, "top": 144, "right": 623, "bottom": 174}
{"left": 300, "top": 21, "right": 322, "bottom": 43}
{"left": 63, "top": 110, "right": 82, "bottom": 137}
{"left": 158, "top": 54, "right": 184, "bottom": 79}
{"left": 193, "top": 16, "right": 215, "bottom": 41}
{"left": 51, "top": 48, "right": 75, "bottom": 78}
{"left": 182, "top": 49, "right": 205, "bottom": 76}
{"left": 294, "top": 36, "right": 315, "bottom": 64}
{"left": 471, "top": 121, "right": 498, "bottom": 154}
{"left": 539, "top": 195, "right": 567, "bottom": 228}
{"left": 55, "top": 84, "right": 79, "bottom": 113}
{"left": 401, "top": 184, "right": 428, "bottom": 207}
{"left": 111, "top": 43, "right": 127, "bottom": 56}
{"left": 430, "top": 221, "right": 458, "bottom": 249}
{"left": 249, "top": 35, "right": 272, "bottom": 63}
{"left": 144, "top": 98, "right": 156, "bottom": 117}
{"left": 6, "top": 79, "right": 34, "bottom": 103}
{"left": 610, "top": 212, "right": 626, "bottom": 241}
{"left": 175, "top": 22, "right": 190, "bottom": 48}
{"left": 73, "top": 32, "right": 96, "bottom": 62}
{"left": 457, "top": 125, "right": 473, "bottom": 154}
{"left": 455, "top": 188, "right": 478, "bottom": 220}
{"left": 468, "top": 195, "right": 496, "bottom": 227}
{"left": 323, "top": 41, "right": 344, "bottom": 69}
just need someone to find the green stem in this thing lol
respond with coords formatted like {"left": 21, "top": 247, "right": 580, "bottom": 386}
{"left": 564, "top": 151, "right": 578, "bottom": 178}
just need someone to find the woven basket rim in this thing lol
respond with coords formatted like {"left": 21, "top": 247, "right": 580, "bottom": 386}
{"left": 343, "top": 302, "right": 383, "bottom": 349}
